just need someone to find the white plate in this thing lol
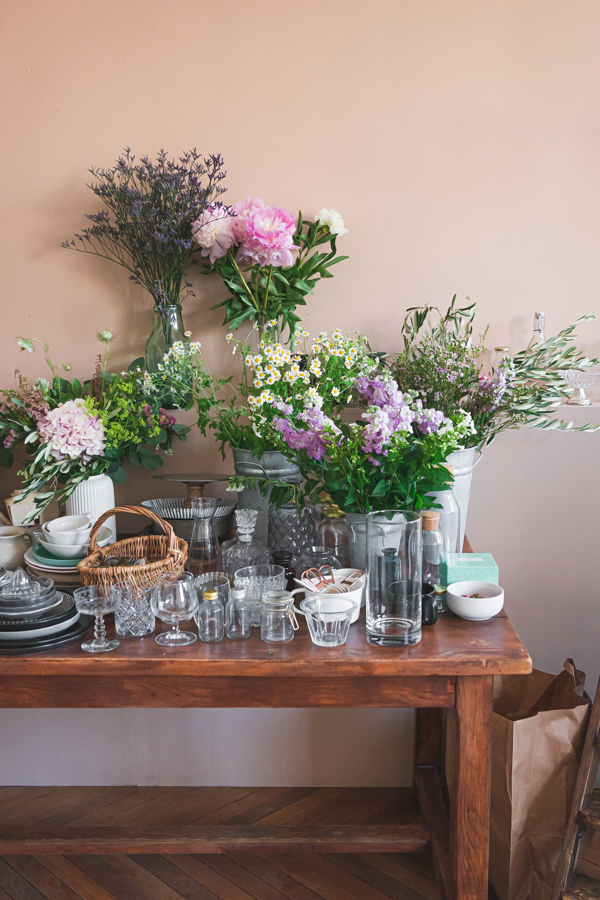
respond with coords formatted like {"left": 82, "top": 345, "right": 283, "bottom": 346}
{"left": 0, "top": 610, "right": 80, "bottom": 639}
{"left": 24, "top": 547, "right": 79, "bottom": 573}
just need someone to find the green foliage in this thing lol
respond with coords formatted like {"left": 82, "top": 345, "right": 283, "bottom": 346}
{"left": 392, "top": 297, "right": 600, "bottom": 447}
{"left": 0, "top": 336, "right": 190, "bottom": 521}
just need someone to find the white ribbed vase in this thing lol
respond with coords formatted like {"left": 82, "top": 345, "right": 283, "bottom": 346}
{"left": 66, "top": 474, "right": 116, "bottom": 542}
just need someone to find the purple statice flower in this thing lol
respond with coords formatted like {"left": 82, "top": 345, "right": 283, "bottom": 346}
{"left": 3, "top": 428, "right": 16, "bottom": 449}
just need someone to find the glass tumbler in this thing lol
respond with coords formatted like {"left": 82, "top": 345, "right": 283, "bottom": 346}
{"left": 366, "top": 510, "right": 422, "bottom": 646}
{"left": 260, "top": 590, "right": 299, "bottom": 644}
{"left": 194, "top": 573, "right": 231, "bottom": 608}
{"left": 113, "top": 581, "right": 155, "bottom": 637}
{"left": 300, "top": 595, "right": 355, "bottom": 647}
{"left": 233, "top": 564, "right": 285, "bottom": 627}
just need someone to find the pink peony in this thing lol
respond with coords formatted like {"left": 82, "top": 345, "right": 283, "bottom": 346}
{"left": 191, "top": 204, "right": 236, "bottom": 263}
{"left": 37, "top": 399, "right": 105, "bottom": 461}
{"left": 238, "top": 204, "right": 299, "bottom": 268}
{"left": 231, "top": 196, "right": 265, "bottom": 243}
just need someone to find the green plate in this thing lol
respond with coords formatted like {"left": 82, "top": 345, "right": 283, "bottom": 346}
{"left": 32, "top": 544, "right": 85, "bottom": 568}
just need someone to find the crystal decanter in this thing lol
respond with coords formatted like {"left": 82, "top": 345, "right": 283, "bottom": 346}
{"left": 222, "top": 509, "right": 272, "bottom": 578}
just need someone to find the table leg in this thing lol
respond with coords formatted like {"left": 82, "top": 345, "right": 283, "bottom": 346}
{"left": 448, "top": 675, "right": 493, "bottom": 900}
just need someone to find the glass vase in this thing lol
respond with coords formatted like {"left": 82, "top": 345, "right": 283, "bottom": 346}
{"left": 268, "top": 503, "right": 315, "bottom": 566}
{"left": 145, "top": 304, "right": 189, "bottom": 373}
{"left": 366, "top": 510, "right": 422, "bottom": 647}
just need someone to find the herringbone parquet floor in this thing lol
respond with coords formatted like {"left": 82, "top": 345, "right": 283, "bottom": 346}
{"left": 0, "top": 786, "right": 454, "bottom": 900}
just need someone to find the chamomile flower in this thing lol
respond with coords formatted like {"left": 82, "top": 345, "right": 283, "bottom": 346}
{"left": 309, "top": 360, "right": 322, "bottom": 377}
{"left": 345, "top": 357, "right": 353, "bottom": 369}
{"left": 266, "top": 319, "right": 278, "bottom": 329}
{"left": 332, "top": 329, "right": 343, "bottom": 342}
{"left": 332, "top": 348, "right": 344, "bottom": 357}
{"left": 226, "top": 333, "right": 233, "bottom": 342}
{"left": 331, "top": 387, "right": 341, "bottom": 397}
{"left": 184, "top": 331, "right": 192, "bottom": 337}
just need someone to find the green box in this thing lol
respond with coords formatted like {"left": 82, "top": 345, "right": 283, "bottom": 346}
{"left": 443, "top": 552, "right": 499, "bottom": 586}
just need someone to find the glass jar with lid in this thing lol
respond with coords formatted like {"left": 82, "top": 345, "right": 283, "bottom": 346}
{"left": 260, "top": 590, "right": 299, "bottom": 644}
{"left": 317, "top": 505, "right": 351, "bottom": 567}
{"left": 294, "top": 545, "right": 341, "bottom": 579}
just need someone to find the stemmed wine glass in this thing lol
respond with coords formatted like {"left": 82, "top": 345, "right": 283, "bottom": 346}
{"left": 73, "top": 585, "right": 120, "bottom": 653}
{"left": 151, "top": 572, "right": 198, "bottom": 646}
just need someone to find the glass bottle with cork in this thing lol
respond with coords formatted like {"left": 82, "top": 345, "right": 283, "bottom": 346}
{"left": 420, "top": 510, "right": 446, "bottom": 612}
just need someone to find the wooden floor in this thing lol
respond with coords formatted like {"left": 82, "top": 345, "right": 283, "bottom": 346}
{"left": 0, "top": 785, "right": 474, "bottom": 900}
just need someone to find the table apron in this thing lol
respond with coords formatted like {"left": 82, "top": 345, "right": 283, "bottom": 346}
{"left": 0, "top": 674, "right": 456, "bottom": 708}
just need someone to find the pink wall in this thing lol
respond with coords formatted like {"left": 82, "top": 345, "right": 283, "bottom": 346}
{"left": 2, "top": 0, "right": 600, "bottom": 508}
{"left": 1, "top": 1, "right": 599, "bottom": 786}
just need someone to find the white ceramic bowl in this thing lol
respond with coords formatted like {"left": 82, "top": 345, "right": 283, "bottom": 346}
{"left": 42, "top": 515, "right": 93, "bottom": 543}
{"left": 297, "top": 575, "right": 364, "bottom": 624}
{"left": 38, "top": 526, "right": 112, "bottom": 560}
{"left": 297, "top": 569, "right": 365, "bottom": 606}
{"left": 446, "top": 580, "right": 504, "bottom": 621}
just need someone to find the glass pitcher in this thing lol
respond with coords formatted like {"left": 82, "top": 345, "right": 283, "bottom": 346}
{"left": 187, "top": 498, "right": 222, "bottom": 577}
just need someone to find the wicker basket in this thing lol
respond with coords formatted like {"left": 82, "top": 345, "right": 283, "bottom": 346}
{"left": 77, "top": 506, "right": 188, "bottom": 591}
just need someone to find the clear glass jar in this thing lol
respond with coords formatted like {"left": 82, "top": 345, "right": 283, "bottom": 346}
{"left": 188, "top": 498, "right": 222, "bottom": 577}
{"left": 268, "top": 503, "right": 315, "bottom": 565}
{"left": 366, "top": 510, "right": 422, "bottom": 646}
{"left": 317, "top": 506, "right": 351, "bottom": 568}
{"left": 260, "top": 590, "right": 299, "bottom": 644}
{"left": 226, "top": 587, "right": 251, "bottom": 640}
{"left": 222, "top": 509, "right": 271, "bottom": 577}
{"left": 294, "top": 545, "right": 341, "bottom": 579}
{"left": 197, "top": 588, "right": 224, "bottom": 642}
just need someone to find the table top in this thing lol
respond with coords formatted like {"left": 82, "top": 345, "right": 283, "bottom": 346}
{"left": 0, "top": 610, "right": 531, "bottom": 678}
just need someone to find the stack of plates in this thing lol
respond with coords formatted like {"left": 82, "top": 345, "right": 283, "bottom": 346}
{"left": 0, "top": 591, "right": 94, "bottom": 654}
{"left": 25, "top": 545, "right": 84, "bottom": 591}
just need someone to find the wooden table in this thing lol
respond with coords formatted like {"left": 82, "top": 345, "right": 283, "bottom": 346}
{"left": 0, "top": 610, "right": 531, "bottom": 900}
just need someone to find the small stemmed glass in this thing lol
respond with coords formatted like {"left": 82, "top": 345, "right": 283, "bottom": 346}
{"left": 73, "top": 585, "right": 120, "bottom": 653}
{"left": 151, "top": 572, "right": 198, "bottom": 647}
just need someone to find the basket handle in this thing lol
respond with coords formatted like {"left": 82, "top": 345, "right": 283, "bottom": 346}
{"left": 87, "top": 505, "right": 180, "bottom": 555}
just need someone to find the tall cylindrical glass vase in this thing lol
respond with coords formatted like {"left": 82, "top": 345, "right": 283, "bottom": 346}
{"left": 366, "top": 510, "right": 422, "bottom": 646}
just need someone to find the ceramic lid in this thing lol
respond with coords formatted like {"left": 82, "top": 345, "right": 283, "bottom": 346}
{"left": 0, "top": 567, "right": 57, "bottom": 613}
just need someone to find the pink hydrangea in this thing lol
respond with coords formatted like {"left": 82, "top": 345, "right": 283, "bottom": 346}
{"left": 238, "top": 204, "right": 299, "bottom": 267}
{"left": 191, "top": 204, "right": 236, "bottom": 263}
{"left": 37, "top": 399, "right": 105, "bottom": 461}
{"left": 231, "top": 196, "right": 265, "bottom": 243}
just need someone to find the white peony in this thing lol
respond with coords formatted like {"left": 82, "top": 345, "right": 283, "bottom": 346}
{"left": 315, "top": 208, "right": 348, "bottom": 236}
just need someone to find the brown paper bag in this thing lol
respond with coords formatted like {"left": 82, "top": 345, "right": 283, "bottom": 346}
{"left": 489, "top": 659, "right": 590, "bottom": 900}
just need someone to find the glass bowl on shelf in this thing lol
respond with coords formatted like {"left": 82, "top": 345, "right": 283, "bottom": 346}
{"left": 564, "top": 370, "right": 600, "bottom": 406}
